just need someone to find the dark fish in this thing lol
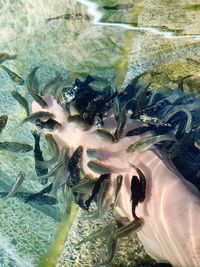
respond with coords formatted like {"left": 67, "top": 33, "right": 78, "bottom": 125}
{"left": 85, "top": 173, "right": 110, "bottom": 210}
{"left": 0, "top": 142, "right": 32, "bottom": 152}
{"left": 11, "top": 91, "right": 30, "bottom": 116}
{"left": 127, "top": 133, "right": 175, "bottom": 153}
{"left": 103, "top": 3, "right": 134, "bottom": 10}
{"left": 0, "top": 115, "right": 8, "bottom": 134}
{"left": 130, "top": 164, "right": 146, "bottom": 220}
{"left": 1, "top": 65, "right": 24, "bottom": 85}
{"left": 162, "top": 107, "right": 192, "bottom": 134}
{"left": 87, "top": 160, "right": 113, "bottom": 174}
{"left": 26, "top": 67, "right": 47, "bottom": 108}
{"left": 126, "top": 126, "right": 153, "bottom": 137}
{"left": 22, "top": 111, "right": 54, "bottom": 124}
{"left": 93, "top": 128, "right": 115, "bottom": 143}
{"left": 25, "top": 183, "right": 52, "bottom": 202}
{"left": 178, "top": 75, "right": 193, "bottom": 92}
{"left": 35, "top": 118, "right": 61, "bottom": 131}
{"left": 67, "top": 146, "right": 83, "bottom": 187}
{"left": 113, "top": 175, "right": 123, "bottom": 208}
{"left": 0, "top": 53, "right": 17, "bottom": 64}
{"left": 31, "top": 130, "right": 48, "bottom": 177}
{"left": 36, "top": 134, "right": 60, "bottom": 169}
{"left": 96, "top": 178, "right": 110, "bottom": 216}
{"left": 45, "top": 13, "right": 90, "bottom": 24}
{"left": 39, "top": 162, "right": 63, "bottom": 185}
{"left": 27, "top": 194, "right": 57, "bottom": 205}
{"left": 4, "top": 171, "right": 25, "bottom": 199}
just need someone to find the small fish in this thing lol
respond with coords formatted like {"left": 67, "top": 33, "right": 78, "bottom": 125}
{"left": 26, "top": 66, "right": 39, "bottom": 93}
{"left": 100, "top": 238, "right": 118, "bottom": 266}
{"left": 103, "top": 3, "right": 134, "bottom": 10}
{"left": 25, "top": 183, "right": 53, "bottom": 202}
{"left": 0, "top": 115, "right": 8, "bottom": 134}
{"left": 163, "top": 107, "right": 192, "bottom": 134}
{"left": 0, "top": 53, "right": 17, "bottom": 64}
{"left": 67, "top": 146, "right": 83, "bottom": 187}
{"left": 0, "top": 142, "right": 32, "bottom": 152}
{"left": 76, "top": 223, "right": 116, "bottom": 247}
{"left": 39, "top": 162, "right": 63, "bottom": 185}
{"left": 113, "top": 217, "right": 144, "bottom": 240}
{"left": 29, "top": 91, "right": 48, "bottom": 108}
{"left": 45, "top": 13, "right": 90, "bottom": 24}
{"left": 127, "top": 133, "right": 175, "bottom": 153}
{"left": 87, "top": 160, "right": 113, "bottom": 175}
{"left": 36, "top": 134, "right": 60, "bottom": 169}
{"left": 11, "top": 91, "right": 30, "bottom": 116}
{"left": 114, "top": 106, "right": 126, "bottom": 141}
{"left": 93, "top": 128, "right": 115, "bottom": 143}
{"left": 31, "top": 130, "right": 48, "bottom": 177}
{"left": 27, "top": 194, "right": 57, "bottom": 205}
{"left": 126, "top": 126, "right": 153, "bottom": 137}
{"left": 178, "top": 75, "right": 193, "bottom": 92}
{"left": 26, "top": 67, "right": 47, "bottom": 108}
{"left": 22, "top": 111, "right": 54, "bottom": 124}
{"left": 130, "top": 164, "right": 146, "bottom": 220}
{"left": 71, "top": 175, "right": 95, "bottom": 194}
{"left": 94, "top": 113, "right": 104, "bottom": 128}
{"left": 4, "top": 171, "right": 25, "bottom": 199}
{"left": 85, "top": 173, "right": 110, "bottom": 210}
{"left": 67, "top": 115, "right": 87, "bottom": 130}
{"left": 1, "top": 65, "right": 24, "bottom": 85}
{"left": 35, "top": 118, "right": 61, "bottom": 131}
{"left": 113, "top": 175, "right": 123, "bottom": 207}
{"left": 96, "top": 178, "right": 110, "bottom": 217}
{"left": 41, "top": 74, "right": 63, "bottom": 96}
{"left": 51, "top": 146, "right": 70, "bottom": 197}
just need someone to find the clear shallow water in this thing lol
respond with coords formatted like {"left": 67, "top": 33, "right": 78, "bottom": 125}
{"left": 0, "top": 0, "right": 200, "bottom": 266}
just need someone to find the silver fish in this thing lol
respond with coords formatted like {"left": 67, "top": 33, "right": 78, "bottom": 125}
{"left": 22, "top": 111, "right": 54, "bottom": 124}
{"left": 1, "top": 65, "right": 24, "bottom": 85}
{"left": 76, "top": 223, "right": 116, "bottom": 247}
{"left": 127, "top": 133, "right": 175, "bottom": 153}
{"left": 93, "top": 128, "right": 115, "bottom": 143}
{"left": 0, "top": 53, "right": 17, "bottom": 64}
{"left": 87, "top": 160, "right": 113, "bottom": 174}
{"left": 113, "top": 175, "right": 123, "bottom": 208}
{"left": 11, "top": 91, "right": 30, "bottom": 116}
{"left": 4, "top": 171, "right": 25, "bottom": 199}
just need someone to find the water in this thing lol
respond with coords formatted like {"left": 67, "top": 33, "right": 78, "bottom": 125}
{"left": 0, "top": 0, "right": 200, "bottom": 266}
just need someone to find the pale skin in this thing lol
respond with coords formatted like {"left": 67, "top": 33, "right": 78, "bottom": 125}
{"left": 32, "top": 96, "right": 200, "bottom": 267}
